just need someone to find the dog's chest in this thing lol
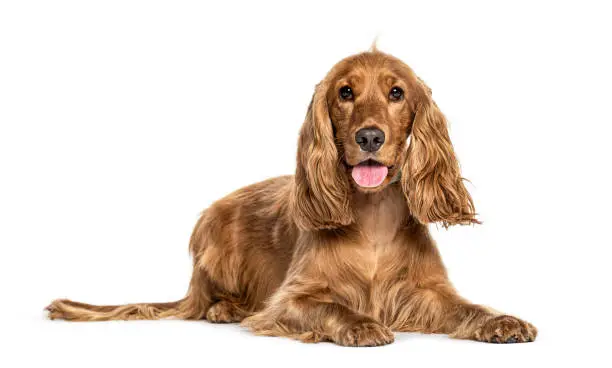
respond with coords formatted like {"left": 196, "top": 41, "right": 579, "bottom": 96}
{"left": 357, "top": 218, "right": 401, "bottom": 275}
{"left": 327, "top": 191, "right": 416, "bottom": 315}
{"left": 332, "top": 230, "right": 411, "bottom": 319}
{"left": 351, "top": 193, "right": 409, "bottom": 280}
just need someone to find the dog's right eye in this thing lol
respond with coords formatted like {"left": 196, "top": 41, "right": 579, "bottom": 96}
{"left": 339, "top": 86, "right": 354, "bottom": 101}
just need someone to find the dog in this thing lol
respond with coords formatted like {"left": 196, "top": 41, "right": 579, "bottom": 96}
{"left": 47, "top": 49, "right": 537, "bottom": 346}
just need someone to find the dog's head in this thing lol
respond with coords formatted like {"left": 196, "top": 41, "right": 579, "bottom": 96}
{"left": 290, "top": 51, "right": 478, "bottom": 230}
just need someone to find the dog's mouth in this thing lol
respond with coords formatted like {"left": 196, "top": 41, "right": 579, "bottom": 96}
{"left": 350, "top": 159, "right": 391, "bottom": 188}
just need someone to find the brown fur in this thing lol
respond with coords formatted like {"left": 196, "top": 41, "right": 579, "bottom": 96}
{"left": 47, "top": 50, "right": 536, "bottom": 346}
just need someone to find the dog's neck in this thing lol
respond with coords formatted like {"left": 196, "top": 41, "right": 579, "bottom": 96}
{"left": 351, "top": 183, "right": 408, "bottom": 242}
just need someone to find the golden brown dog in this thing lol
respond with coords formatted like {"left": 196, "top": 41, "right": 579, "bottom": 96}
{"left": 47, "top": 49, "right": 537, "bottom": 346}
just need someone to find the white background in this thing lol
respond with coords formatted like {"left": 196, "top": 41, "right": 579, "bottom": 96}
{"left": 1, "top": 1, "right": 611, "bottom": 367}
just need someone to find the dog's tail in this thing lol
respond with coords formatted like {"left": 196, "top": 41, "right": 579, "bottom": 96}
{"left": 46, "top": 270, "right": 212, "bottom": 322}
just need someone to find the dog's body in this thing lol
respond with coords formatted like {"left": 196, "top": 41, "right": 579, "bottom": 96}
{"left": 47, "top": 50, "right": 537, "bottom": 346}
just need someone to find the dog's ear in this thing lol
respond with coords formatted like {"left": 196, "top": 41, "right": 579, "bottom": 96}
{"left": 290, "top": 82, "right": 353, "bottom": 231}
{"left": 400, "top": 82, "right": 479, "bottom": 227}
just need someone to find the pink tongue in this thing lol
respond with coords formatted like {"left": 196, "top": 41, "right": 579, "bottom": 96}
{"left": 351, "top": 163, "right": 388, "bottom": 188}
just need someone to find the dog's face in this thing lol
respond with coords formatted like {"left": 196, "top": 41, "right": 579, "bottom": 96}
{"left": 290, "top": 51, "right": 478, "bottom": 231}
{"left": 326, "top": 54, "right": 417, "bottom": 192}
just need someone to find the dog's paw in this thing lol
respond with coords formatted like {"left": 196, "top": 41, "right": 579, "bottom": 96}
{"left": 333, "top": 320, "right": 394, "bottom": 347}
{"left": 473, "top": 315, "right": 537, "bottom": 343}
{"left": 206, "top": 300, "right": 245, "bottom": 323}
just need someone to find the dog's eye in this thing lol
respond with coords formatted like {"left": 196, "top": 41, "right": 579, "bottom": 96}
{"left": 389, "top": 87, "right": 404, "bottom": 101}
{"left": 339, "top": 86, "right": 354, "bottom": 101}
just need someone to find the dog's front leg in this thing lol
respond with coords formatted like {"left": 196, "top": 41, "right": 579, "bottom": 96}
{"left": 242, "top": 283, "right": 394, "bottom": 346}
{"left": 445, "top": 301, "right": 538, "bottom": 343}
{"left": 391, "top": 284, "right": 537, "bottom": 343}
{"left": 242, "top": 230, "right": 394, "bottom": 347}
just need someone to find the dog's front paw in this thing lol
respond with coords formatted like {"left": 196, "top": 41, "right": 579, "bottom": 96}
{"left": 333, "top": 320, "right": 394, "bottom": 347}
{"left": 473, "top": 315, "right": 537, "bottom": 343}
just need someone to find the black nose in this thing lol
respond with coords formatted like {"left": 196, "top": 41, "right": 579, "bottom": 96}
{"left": 355, "top": 127, "right": 385, "bottom": 152}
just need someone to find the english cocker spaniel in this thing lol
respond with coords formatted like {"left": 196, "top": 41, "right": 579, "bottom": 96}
{"left": 47, "top": 49, "right": 537, "bottom": 346}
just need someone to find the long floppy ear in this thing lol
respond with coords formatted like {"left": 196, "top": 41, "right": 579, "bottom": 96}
{"left": 290, "top": 83, "right": 353, "bottom": 230}
{"left": 401, "top": 85, "right": 479, "bottom": 227}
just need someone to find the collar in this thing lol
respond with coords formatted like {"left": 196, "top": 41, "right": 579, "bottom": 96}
{"left": 389, "top": 170, "right": 401, "bottom": 185}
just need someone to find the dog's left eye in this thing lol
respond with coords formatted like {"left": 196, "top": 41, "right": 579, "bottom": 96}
{"left": 389, "top": 87, "right": 404, "bottom": 101}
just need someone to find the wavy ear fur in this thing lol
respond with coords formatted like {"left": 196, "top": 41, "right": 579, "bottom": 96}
{"left": 290, "top": 83, "right": 353, "bottom": 231}
{"left": 401, "top": 84, "right": 479, "bottom": 227}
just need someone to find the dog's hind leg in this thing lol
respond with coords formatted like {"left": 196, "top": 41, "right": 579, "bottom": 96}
{"left": 205, "top": 300, "right": 250, "bottom": 323}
